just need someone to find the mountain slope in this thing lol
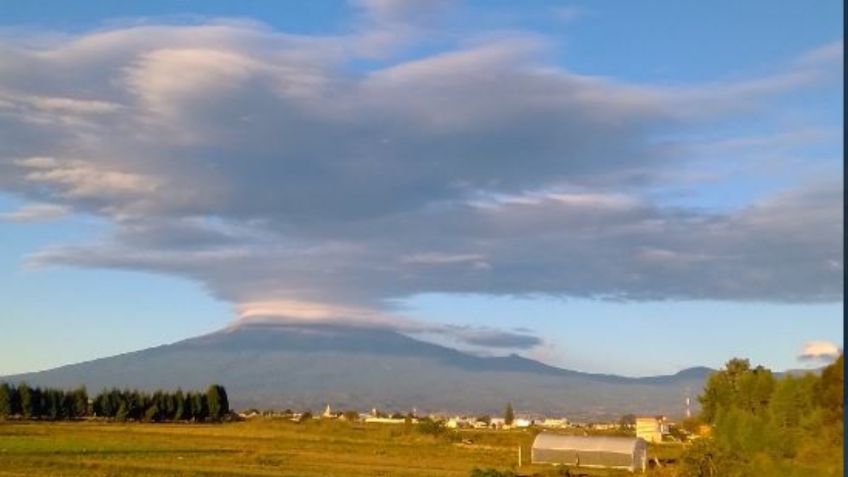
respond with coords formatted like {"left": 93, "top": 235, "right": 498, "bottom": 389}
{"left": 2, "top": 324, "right": 710, "bottom": 419}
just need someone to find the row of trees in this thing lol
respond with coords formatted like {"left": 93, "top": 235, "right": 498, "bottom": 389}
{"left": 0, "top": 383, "right": 88, "bottom": 420}
{"left": 680, "top": 355, "right": 843, "bottom": 477}
{"left": 0, "top": 383, "right": 230, "bottom": 422}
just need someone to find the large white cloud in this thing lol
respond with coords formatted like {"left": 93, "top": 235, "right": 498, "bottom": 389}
{"left": 0, "top": 18, "right": 842, "bottom": 342}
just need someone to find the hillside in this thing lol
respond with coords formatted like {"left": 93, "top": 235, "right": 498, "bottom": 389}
{"left": 2, "top": 323, "right": 710, "bottom": 419}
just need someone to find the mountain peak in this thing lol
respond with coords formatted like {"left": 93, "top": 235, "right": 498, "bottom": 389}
{"left": 2, "top": 325, "right": 709, "bottom": 418}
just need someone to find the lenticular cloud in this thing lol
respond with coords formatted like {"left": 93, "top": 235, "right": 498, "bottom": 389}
{"left": 0, "top": 20, "right": 842, "bottom": 333}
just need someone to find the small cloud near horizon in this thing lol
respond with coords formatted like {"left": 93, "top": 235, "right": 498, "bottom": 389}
{"left": 798, "top": 340, "right": 842, "bottom": 364}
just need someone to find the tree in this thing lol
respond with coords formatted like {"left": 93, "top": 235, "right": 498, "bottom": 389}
{"left": 683, "top": 356, "right": 843, "bottom": 476}
{"left": 191, "top": 392, "right": 208, "bottom": 421}
{"left": 736, "top": 366, "right": 775, "bottom": 416}
{"left": 619, "top": 413, "right": 636, "bottom": 429}
{"left": 816, "top": 354, "right": 843, "bottom": 422}
{"left": 770, "top": 375, "right": 815, "bottom": 430}
{"left": 7, "top": 384, "right": 21, "bottom": 416}
{"left": 0, "top": 383, "right": 12, "bottom": 418}
{"left": 504, "top": 402, "right": 515, "bottom": 426}
{"left": 417, "top": 417, "right": 446, "bottom": 436}
{"left": 699, "top": 358, "right": 775, "bottom": 423}
{"left": 115, "top": 402, "right": 129, "bottom": 422}
{"left": 144, "top": 404, "right": 161, "bottom": 422}
{"left": 151, "top": 391, "right": 165, "bottom": 420}
{"left": 61, "top": 390, "right": 75, "bottom": 419}
{"left": 162, "top": 392, "right": 176, "bottom": 420}
{"left": 31, "top": 387, "right": 45, "bottom": 419}
{"left": 18, "top": 383, "right": 33, "bottom": 419}
{"left": 99, "top": 388, "right": 118, "bottom": 417}
{"left": 174, "top": 390, "right": 186, "bottom": 421}
{"left": 45, "top": 389, "right": 62, "bottom": 420}
{"left": 184, "top": 392, "right": 196, "bottom": 419}
{"left": 127, "top": 390, "right": 142, "bottom": 420}
{"left": 206, "top": 384, "right": 229, "bottom": 421}
{"left": 678, "top": 437, "right": 732, "bottom": 477}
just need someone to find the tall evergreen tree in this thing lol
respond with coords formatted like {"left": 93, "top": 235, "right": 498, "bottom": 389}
{"left": 45, "top": 389, "right": 61, "bottom": 420}
{"left": 72, "top": 387, "right": 88, "bottom": 418}
{"left": 8, "top": 384, "right": 21, "bottom": 416}
{"left": 18, "top": 383, "right": 33, "bottom": 419}
{"left": 0, "top": 383, "right": 11, "bottom": 418}
{"left": 192, "top": 392, "right": 208, "bottom": 421}
{"left": 92, "top": 392, "right": 102, "bottom": 417}
{"left": 163, "top": 392, "right": 176, "bottom": 420}
{"left": 185, "top": 391, "right": 196, "bottom": 420}
{"left": 127, "top": 390, "right": 142, "bottom": 420}
{"left": 115, "top": 401, "right": 128, "bottom": 422}
{"left": 108, "top": 388, "right": 121, "bottom": 417}
{"left": 144, "top": 404, "right": 161, "bottom": 422}
{"left": 31, "top": 387, "right": 44, "bottom": 418}
{"left": 504, "top": 402, "right": 514, "bottom": 426}
{"left": 206, "top": 384, "right": 229, "bottom": 421}
{"left": 174, "top": 390, "right": 186, "bottom": 421}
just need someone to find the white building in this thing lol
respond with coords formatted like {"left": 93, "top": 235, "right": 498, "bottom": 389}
{"left": 539, "top": 418, "right": 570, "bottom": 429}
{"left": 592, "top": 422, "right": 618, "bottom": 431}
{"left": 513, "top": 417, "right": 533, "bottom": 428}
{"left": 364, "top": 416, "right": 407, "bottom": 424}
{"left": 635, "top": 416, "right": 669, "bottom": 443}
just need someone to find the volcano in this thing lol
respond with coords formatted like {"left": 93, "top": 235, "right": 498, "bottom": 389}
{"left": 2, "top": 323, "right": 711, "bottom": 419}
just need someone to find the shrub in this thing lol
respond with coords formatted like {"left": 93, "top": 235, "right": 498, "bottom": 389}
{"left": 416, "top": 417, "right": 446, "bottom": 436}
{"left": 468, "top": 468, "right": 516, "bottom": 477}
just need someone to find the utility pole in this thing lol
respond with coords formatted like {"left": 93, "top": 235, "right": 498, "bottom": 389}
{"left": 518, "top": 445, "right": 522, "bottom": 467}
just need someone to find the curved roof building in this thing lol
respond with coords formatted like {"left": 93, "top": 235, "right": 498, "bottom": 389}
{"left": 531, "top": 433, "right": 647, "bottom": 473}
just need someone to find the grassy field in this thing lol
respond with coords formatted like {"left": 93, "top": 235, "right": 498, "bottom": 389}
{"left": 0, "top": 419, "right": 679, "bottom": 477}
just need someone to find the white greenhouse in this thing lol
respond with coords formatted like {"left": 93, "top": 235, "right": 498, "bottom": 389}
{"left": 531, "top": 433, "right": 647, "bottom": 473}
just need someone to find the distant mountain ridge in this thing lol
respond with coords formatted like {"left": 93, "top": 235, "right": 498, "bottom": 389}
{"left": 3, "top": 323, "right": 714, "bottom": 419}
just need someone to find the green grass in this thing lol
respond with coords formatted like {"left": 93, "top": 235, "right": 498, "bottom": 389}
{"left": 0, "top": 419, "right": 680, "bottom": 476}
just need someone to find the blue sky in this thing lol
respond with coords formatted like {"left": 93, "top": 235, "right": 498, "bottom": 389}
{"left": 0, "top": 0, "right": 842, "bottom": 376}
